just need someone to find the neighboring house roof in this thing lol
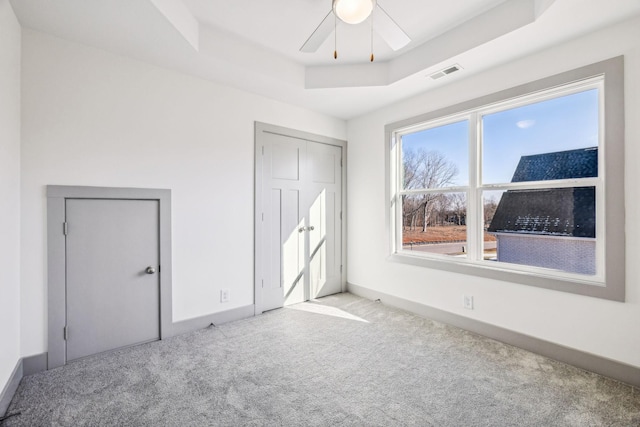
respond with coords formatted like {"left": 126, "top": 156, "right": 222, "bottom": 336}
{"left": 487, "top": 147, "right": 597, "bottom": 238}
{"left": 510, "top": 147, "right": 598, "bottom": 182}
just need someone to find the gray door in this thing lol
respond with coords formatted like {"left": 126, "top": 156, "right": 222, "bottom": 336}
{"left": 259, "top": 131, "right": 342, "bottom": 312}
{"left": 65, "top": 199, "right": 160, "bottom": 361}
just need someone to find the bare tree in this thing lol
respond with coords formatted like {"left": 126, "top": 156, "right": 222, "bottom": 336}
{"left": 402, "top": 149, "right": 421, "bottom": 190}
{"left": 449, "top": 193, "right": 466, "bottom": 226}
{"left": 429, "top": 193, "right": 449, "bottom": 226}
{"left": 483, "top": 195, "right": 499, "bottom": 229}
{"left": 402, "top": 149, "right": 458, "bottom": 232}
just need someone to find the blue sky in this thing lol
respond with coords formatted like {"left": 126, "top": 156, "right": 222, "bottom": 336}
{"left": 402, "top": 89, "right": 599, "bottom": 186}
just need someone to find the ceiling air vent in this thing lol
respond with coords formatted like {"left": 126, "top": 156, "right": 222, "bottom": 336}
{"left": 429, "top": 64, "right": 462, "bottom": 80}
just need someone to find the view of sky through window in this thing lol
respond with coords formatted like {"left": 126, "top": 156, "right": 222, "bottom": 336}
{"left": 483, "top": 89, "right": 599, "bottom": 184}
{"left": 401, "top": 120, "right": 468, "bottom": 187}
{"left": 401, "top": 89, "right": 599, "bottom": 186}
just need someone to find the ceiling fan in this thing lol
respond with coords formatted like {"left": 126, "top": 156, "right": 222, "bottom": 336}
{"left": 300, "top": 0, "right": 411, "bottom": 61}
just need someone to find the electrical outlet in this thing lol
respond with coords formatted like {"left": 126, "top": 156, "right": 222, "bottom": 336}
{"left": 220, "top": 289, "right": 230, "bottom": 303}
{"left": 463, "top": 295, "right": 474, "bottom": 310}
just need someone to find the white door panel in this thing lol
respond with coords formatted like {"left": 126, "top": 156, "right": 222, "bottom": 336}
{"left": 283, "top": 189, "right": 305, "bottom": 306}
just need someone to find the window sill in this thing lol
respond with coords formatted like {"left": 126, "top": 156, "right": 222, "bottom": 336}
{"left": 388, "top": 252, "right": 623, "bottom": 301}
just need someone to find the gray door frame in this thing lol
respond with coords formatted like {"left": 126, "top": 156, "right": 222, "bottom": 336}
{"left": 47, "top": 185, "right": 173, "bottom": 369}
{"left": 254, "top": 122, "right": 348, "bottom": 314}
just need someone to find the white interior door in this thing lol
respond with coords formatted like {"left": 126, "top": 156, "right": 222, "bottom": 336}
{"left": 65, "top": 198, "right": 160, "bottom": 361}
{"left": 257, "top": 126, "right": 343, "bottom": 313}
{"left": 262, "top": 134, "right": 307, "bottom": 310}
{"left": 307, "top": 141, "right": 342, "bottom": 300}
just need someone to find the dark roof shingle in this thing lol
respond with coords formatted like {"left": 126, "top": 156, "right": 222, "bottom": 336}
{"left": 487, "top": 147, "right": 597, "bottom": 238}
{"left": 511, "top": 147, "right": 597, "bottom": 182}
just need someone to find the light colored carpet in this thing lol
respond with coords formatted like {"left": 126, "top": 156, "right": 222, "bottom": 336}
{"left": 4, "top": 293, "right": 640, "bottom": 426}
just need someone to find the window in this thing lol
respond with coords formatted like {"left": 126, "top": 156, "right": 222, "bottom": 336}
{"left": 386, "top": 57, "right": 625, "bottom": 301}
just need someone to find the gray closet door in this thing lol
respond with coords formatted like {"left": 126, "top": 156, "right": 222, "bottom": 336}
{"left": 260, "top": 132, "right": 342, "bottom": 312}
{"left": 65, "top": 199, "right": 160, "bottom": 361}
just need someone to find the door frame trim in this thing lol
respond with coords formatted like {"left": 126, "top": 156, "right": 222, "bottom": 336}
{"left": 46, "top": 185, "right": 172, "bottom": 369}
{"left": 254, "top": 122, "right": 347, "bottom": 314}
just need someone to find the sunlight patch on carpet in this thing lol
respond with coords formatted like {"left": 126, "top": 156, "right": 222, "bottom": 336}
{"left": 287, "top": 302, "right": 369, "bottom": 323}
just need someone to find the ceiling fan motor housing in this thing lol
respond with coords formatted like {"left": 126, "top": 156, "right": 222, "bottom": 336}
{"left": 332, "top": 0, "right": 374, "bottom": 24}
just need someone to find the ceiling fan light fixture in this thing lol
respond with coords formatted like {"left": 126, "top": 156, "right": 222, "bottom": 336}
{"left": 332, "top": 0, "right": 374, "bottom": 24}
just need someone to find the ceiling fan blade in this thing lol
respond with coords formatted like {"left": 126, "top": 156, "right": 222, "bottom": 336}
{"left": 300, "top": 10, "right": 334, "bottom": 53}
{"left": 375, "top": 3, "right": 411, "bottom": 51}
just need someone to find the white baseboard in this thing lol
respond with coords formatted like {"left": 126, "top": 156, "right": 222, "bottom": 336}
{"left": 170, "top": 304, "right": 255, "bottom": 337}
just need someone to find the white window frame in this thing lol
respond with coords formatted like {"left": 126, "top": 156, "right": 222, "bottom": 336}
{"left": 385, "top": 57, "right": 625, "bottom": 301}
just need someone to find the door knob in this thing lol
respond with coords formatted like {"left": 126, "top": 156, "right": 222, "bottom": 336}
{"left": 146, "top": 266, "right": 156, "bottom": 274}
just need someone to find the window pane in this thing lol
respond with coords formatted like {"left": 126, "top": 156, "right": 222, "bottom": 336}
{"left": 485, "top": 187, "right": 596, "bottom": 275}
{"left": 482, "top": 89, "right": 599, "bottom": 184}
{"left": 401, "top": 192, "right": 467, "bottom": 257}
{"left": 402, "top": 120, "right": 469, "bottom": 189}
{"left": 482, "top": 191, "right": 502, "bottom": 261}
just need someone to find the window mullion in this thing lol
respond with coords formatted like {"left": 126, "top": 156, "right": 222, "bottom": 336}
{"left": 400, "top": 186, "right": 470, "bottom": 195}
{"left": 392, "top": 134, "right": 401, "bottom": 253}
{"left": 467, "top": 112, "right": 480, "bottom": 260}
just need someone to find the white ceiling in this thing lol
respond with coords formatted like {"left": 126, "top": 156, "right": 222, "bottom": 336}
{"left": 9, "top": 0, "right": 640, "bottom": 120}
{"left": 182, "top": 0, "right": 508, "bottom": 66}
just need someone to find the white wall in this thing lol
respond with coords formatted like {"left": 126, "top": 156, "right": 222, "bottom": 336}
{"left": 20, "top": 29, "right": 346, "bottom": 356}
{"left": 347, "top": 17, "right": 640, "bottom": 367}
{"left": 0, "top": 0, "right": 21, "bottom": 392}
